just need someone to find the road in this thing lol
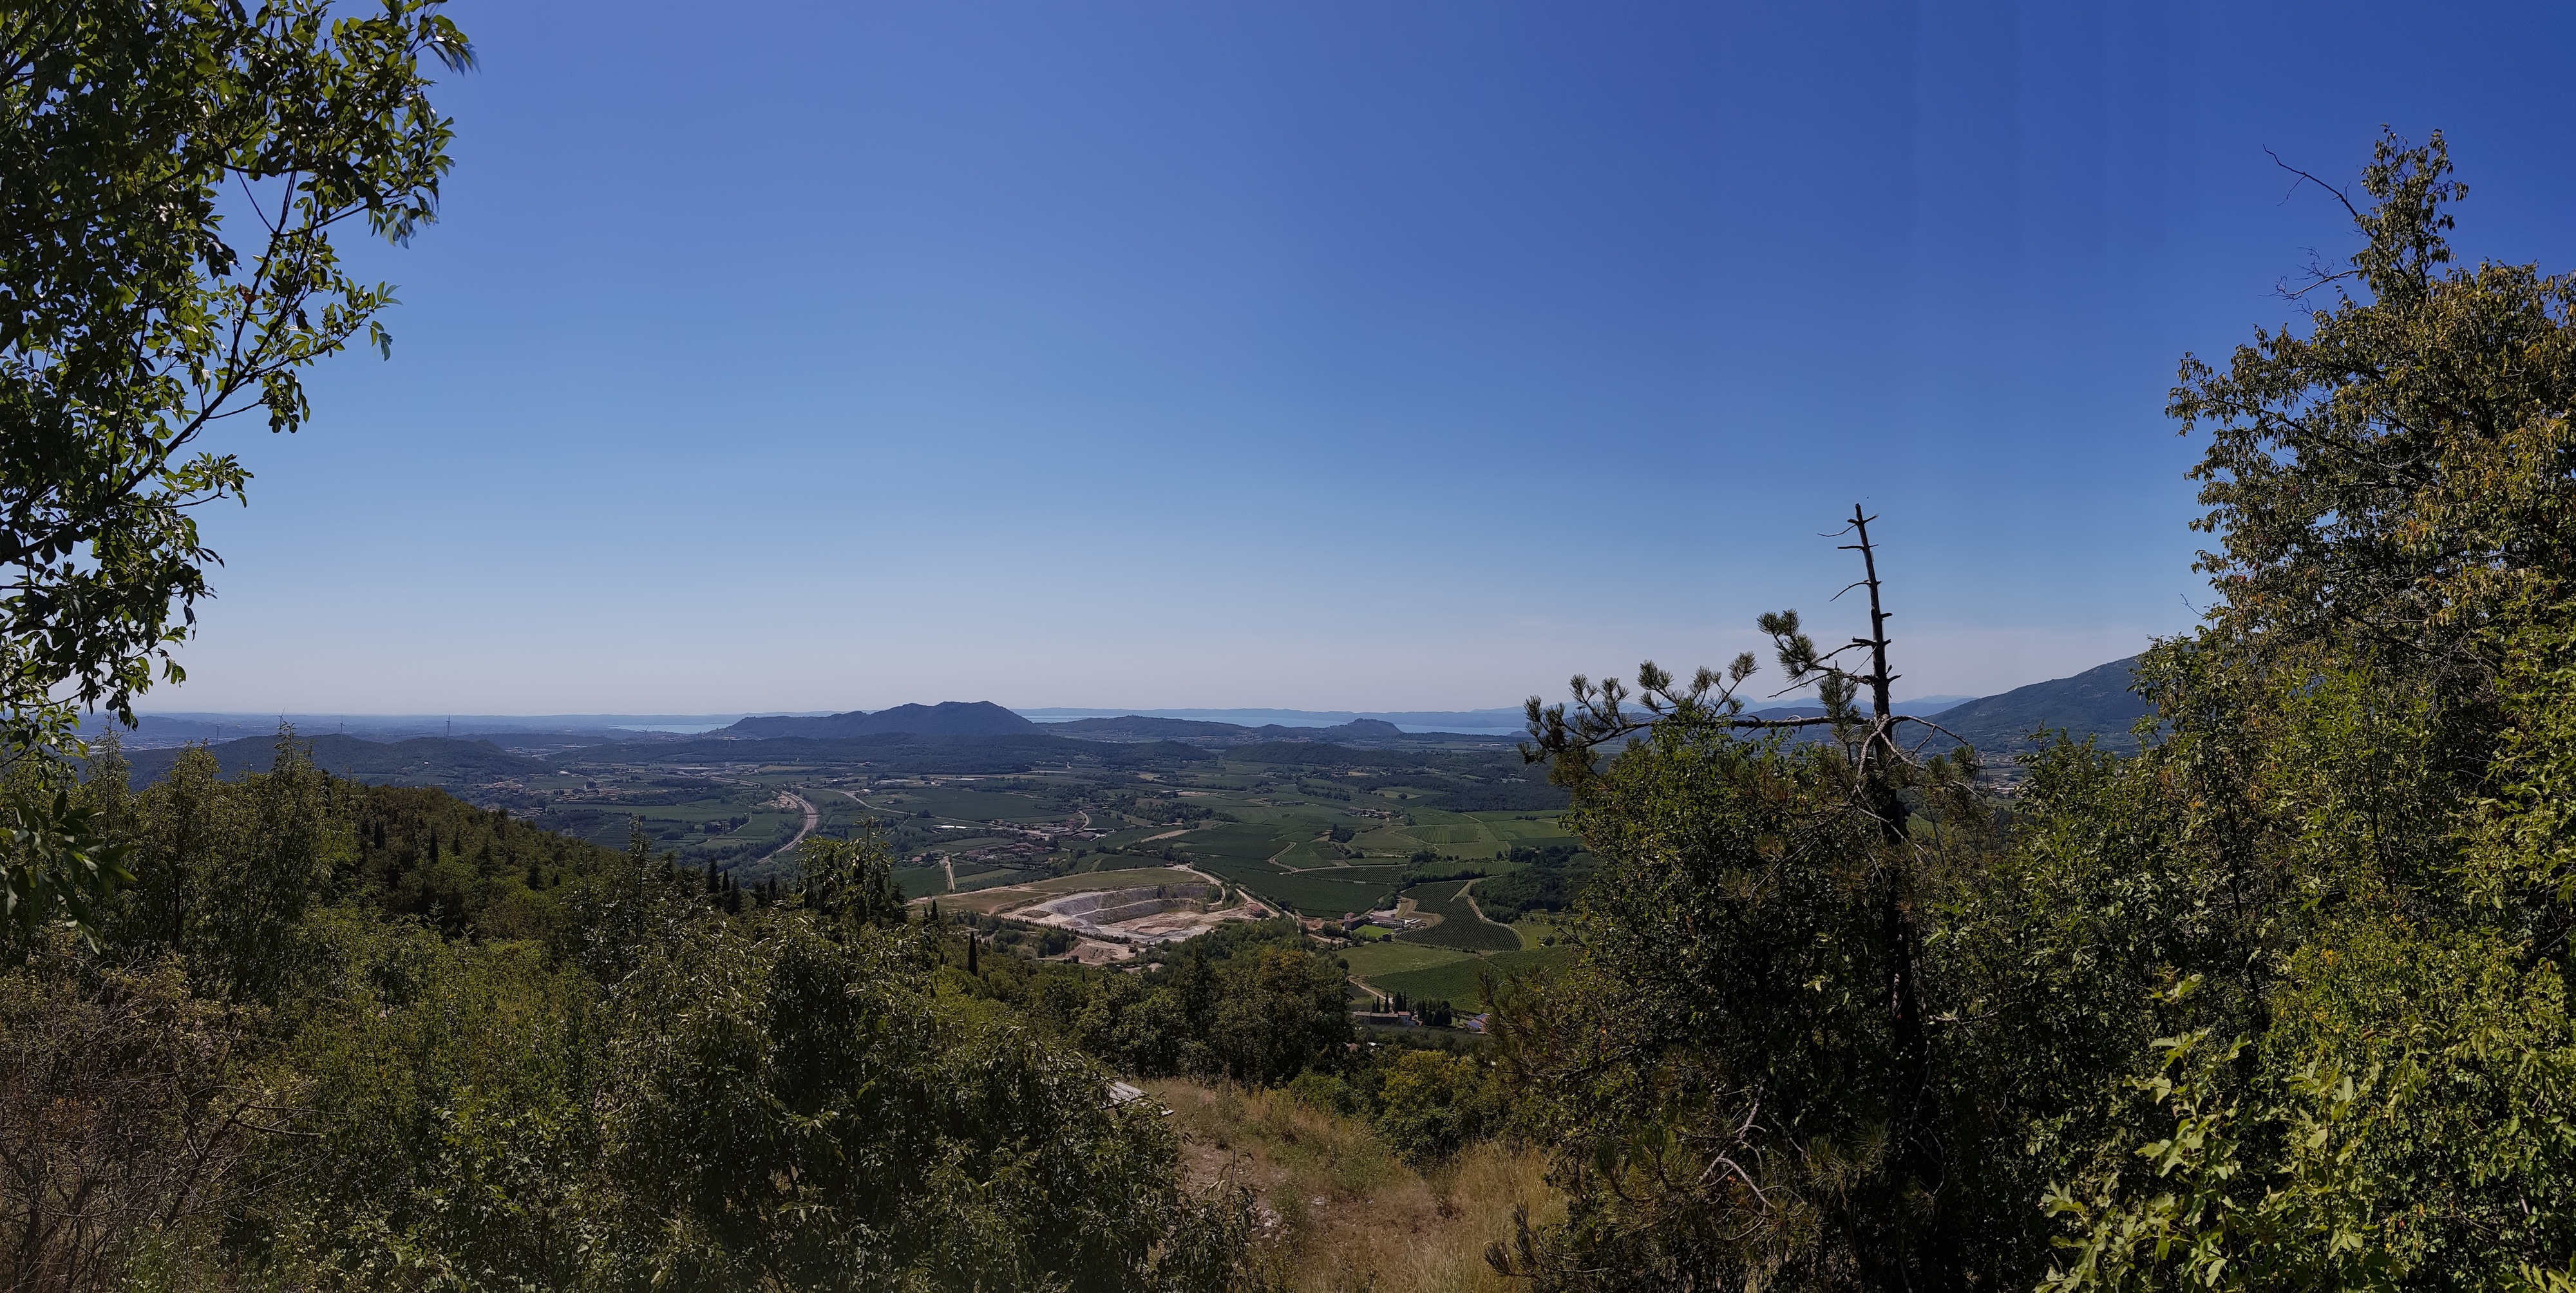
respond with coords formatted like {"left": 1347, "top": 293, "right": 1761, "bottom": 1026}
{"left": 762, "top": 792, "right": 819, "bottom": 864}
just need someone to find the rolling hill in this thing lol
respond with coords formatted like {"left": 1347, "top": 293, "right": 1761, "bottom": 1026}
{"left": 115, "top": 734, "right": 546, "bottom": 787}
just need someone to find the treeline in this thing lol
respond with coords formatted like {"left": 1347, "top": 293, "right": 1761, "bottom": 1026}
{"left": 1, "top": 742, "right": 1251, "bottom": 1290}
{"left": 1470, "top": 844, "right": 1590, "bottom": 922}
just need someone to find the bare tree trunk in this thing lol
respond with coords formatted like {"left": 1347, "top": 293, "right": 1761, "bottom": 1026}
{"left": 1842, "top": 506, "right": 1951, "bottom": 1292}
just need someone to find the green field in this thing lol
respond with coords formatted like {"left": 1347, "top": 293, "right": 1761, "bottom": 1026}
{"left": 1195, "top": 860, "right": 1395, "bottom": 916}
{"left": 891, "top": 864, "right": 947, "bottom": 899}
{"left": 480, "top": 746, "right": 1573, "bottom": 920}
{"left": 866, "top": 785, "right": 1061, "bottom": 822}
{"left": 1369, "top": 945, "right": 1575, "bottom": 1008}
{"left": 1340, "top": 940, "right": 1472, "bottom": 977}
{"left": 1075, "top": 852, "right": 1178, "bottom": 873}
{"left": 1175, "top": 822, "right": 1291, "bottom": 863}
{"left": 1394, "top": 880, "right": 1522, "bottom": 952}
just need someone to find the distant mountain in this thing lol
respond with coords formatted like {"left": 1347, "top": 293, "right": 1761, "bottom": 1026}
{"left": 719, "top": 701, "right": 1036, "bottom": 739}
{"left": 1046, "top": 715, "right": 1253, "bottom": 741}
{"left": 1923, "top": 657, "right": 2146, "bottom": 754}
{"left": 115, "top": 734, "right": 545, "bottom": 787}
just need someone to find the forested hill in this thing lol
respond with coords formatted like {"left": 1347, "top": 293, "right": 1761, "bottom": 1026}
{"left": 116, "top": 733, "right": 545, "bottom": 786}
{"left": 720, "top": 701, "right": 1034, "bottom": 739}
{"left": 1922, "top": 655, "right": 2147, "bottom": 754}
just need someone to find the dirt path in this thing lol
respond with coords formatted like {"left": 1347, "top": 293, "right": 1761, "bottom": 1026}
{"left": 1460, "top": 880, "right": 1523, "bottom": 946}
{"left": 1166, "top": 860, "right": 1283, "bottom": 921}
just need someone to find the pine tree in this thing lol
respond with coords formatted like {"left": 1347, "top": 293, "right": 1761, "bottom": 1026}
{"left": 1511, "top": 506, "right": 1985, "bottom": 1287}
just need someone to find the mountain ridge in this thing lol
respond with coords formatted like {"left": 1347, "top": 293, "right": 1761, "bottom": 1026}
{"left": 1922, "top": 656, "right": 2147, "bottom": 754}
{"left": 719, "top": 701, "right": 1036, "bottom": 739}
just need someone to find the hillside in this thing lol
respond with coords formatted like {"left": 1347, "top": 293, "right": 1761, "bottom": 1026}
{"left": 719, "top": 701, "right": 1035, "bottom": 739}
{"left": 115, "top": 734, "right": 547, "bottom": 786}
{"left": 1923, "top": 656, "right": 2146, "bottom": 754}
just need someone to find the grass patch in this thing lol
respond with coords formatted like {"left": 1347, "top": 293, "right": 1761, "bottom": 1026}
{"left": 1149, "top": 1080, "right": 1557, "bottom": 1292}
{"left": 1340, "top": 941, "right": 1472, "bottom": 978}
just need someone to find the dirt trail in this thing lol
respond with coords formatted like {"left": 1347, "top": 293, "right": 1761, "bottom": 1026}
{"left": 1346, "top": 974, "right": 1391, "bottom": 1007}
{"left": 1461, "top": 879, "right": 1522, "bottom": 943}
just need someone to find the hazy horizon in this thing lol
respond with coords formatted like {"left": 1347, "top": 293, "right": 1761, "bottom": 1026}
{"left": 108, "top": 683, "right": 2018, "bottom": 732}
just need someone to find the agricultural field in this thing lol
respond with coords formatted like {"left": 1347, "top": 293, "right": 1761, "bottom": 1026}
{"left": 1392, "top": 879, "right": 1523, "bottom": 952}
{"left": 124, "top": 721, "right": 1594, "bottom": 1012}
{"left": 1340, "top": 939, "right": 1471, "bottom": 979}
{"left": 937, "top": 868, "right": 1209, "bottom": 916}
{"left": 180, "top": 721, "right": 1578, "bottom": 914}
{"left": 1368, "top": 945, "right": 1577, "bottom": 1009}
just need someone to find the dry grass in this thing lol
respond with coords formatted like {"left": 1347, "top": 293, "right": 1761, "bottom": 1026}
{"left": 1151, "top": 1080, "right": 1560, "bottom": 1293}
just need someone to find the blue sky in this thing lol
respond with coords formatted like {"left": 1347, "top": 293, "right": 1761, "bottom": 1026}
{"left": 157, "top": 0, "right": 2576, "bottom": 715}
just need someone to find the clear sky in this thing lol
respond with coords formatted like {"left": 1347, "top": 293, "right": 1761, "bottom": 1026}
{"left": 155, "top": 0, "right": 2576, "bottom": 715}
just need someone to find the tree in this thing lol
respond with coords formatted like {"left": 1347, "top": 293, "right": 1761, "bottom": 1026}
{"left": 1506, "top": 507, "right": 1992, "bottom": 1289}
{"left": 797, "top": 833, "right": 908, "bottom": 930}
{"left": 1495, "top": 131, "right": 2576, "bottom": 1292}
{"left": 0, "top": 0, "right": 471, "bottom": 936}
{"left": 2030, "top": 129, "right": 2576, "bottom": 1290}
{"left": 1372, "top": 1048, "right": 1493, "bottom": 1163}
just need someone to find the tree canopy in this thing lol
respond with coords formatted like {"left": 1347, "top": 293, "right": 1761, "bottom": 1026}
{"left": 1494, "top": 130, "right": 2576, "bottom": 1290}
{"left": 0, "top": 0, "right": 469, "bottom": 935}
